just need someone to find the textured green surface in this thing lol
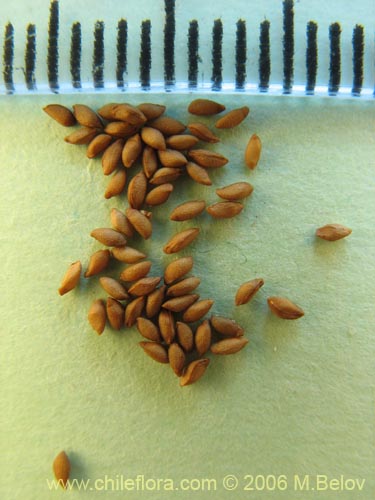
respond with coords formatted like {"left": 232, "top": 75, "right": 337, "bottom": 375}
{"left": 1, "top": 94, "right": 375, "bottom": 499}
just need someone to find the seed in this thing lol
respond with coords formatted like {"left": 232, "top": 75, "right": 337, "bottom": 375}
{"left": 126, "top": 171, "right": 147, "bottom": 209}
{"left": 125, "top": 208, "right": 152, "bottom": 239}
{"left": 207, "top": 201, "right": 243, "bottom": 219}
{"left": 112, "top": 246, "right": 146, "bottom": 264}
{"left": 162, "top": 294, "right": 199, "bottom": 312}
{"left": 149, "top": 116, "right": 186, "bottom": 136}
{"left": 211, "top": 337, "right": 249, "bottom": 355}
{"left": 110, "top": 208, "right": 134, "bottom": 238}
{"left": 210, "top": 316, "right": 244, "bottom": 337}
{"left": 122, "top": 133, "right": 142, "bottom": 168}
{"left": 139, "top": 341, "right": 169, "bottom": 364}
{"left": 145, "top": 183, "right": 174, "bottom": 206}
{"left": 106, "top": 298, "right": 124, "bottom": 330}
{"left": 170, "top": 200, "right": 206, "bottom": 221}
{"left": 97, "top": 102, "right": 118, "bottom": 120}
{"left": 186, "top": 161, "right": 212, "bottom": 186}
{"left": 158, "top": 149, "right": 187, "bottom": 168}
{"left": 164, "top": 256, "right": 194, "bottom": 284}
{"left": 136, "top": 317, "right": 162, "bottom": 342}
{"left": 137, "top": 102, "right": 166, "bottom": 120}
{"left": 112, "top": 103, "right": 147, "bottom": 126}
{"left": 99, "top": 277, "right": 129, "bottom": 300}
{"left": 316, "top": 224, "right": 352, "bottom": 241}
{"left": 128, "top": 277, "right": 162, "bottom": 296}
{"left": 167, "top": 276, "right": 201, "bottom": 297}
{"left": 180, "top": 358, "right": 210, "bottom": 386}
{"left": 235, "top": 278, "right": 264, "bottom": 306}
{"left": 188, "top": 123, "right": 220, "bottom": 143}
{"left": 73, "top": 104, "right": 103, "bottom": 128}
{"left": 58, "top": 261, "right": 81, "bottom": 295}
{"left": 146, "top": 285, "right": 166, "bottom": 318}
{"left": 176, "top": 322, "right": 194, "bottom": 352}
{"left": 104, "top": 121, "right": 139, "bottom": 138}
{"left": 90, "top": 228, "right": 127, "bottom": 247}
{"left": 141, "top": 126, "right": 166, "bottom": 151}
{"left": 215, "top": 106, "right": 249, "bottom": 129}
{"left": 166, "top": 134, "right": 199, "bottom": 150}
{"left": 84, "top": 249, "right": 111, "bottom": 277}
{"left": 267, "top": 296, "right": 304, "bottom": 320}
{"left": 195, "top": 319, "right": 212, "bottom": 356}
{"left": 88, "top": 299, "right": 106, "bottom": 335}
{"left": 158, "top": 309, "right": 176, "bottom": 344}
{"left": 188, "top": 98, "right": 226, "bottom": 116}
{"left": 182, "top": 299, "right": 214, "bottom": 323}
{"left": 216, "top": 181, "right": 254, "bottom": 201}
{"left": 245, "top": 134, "right": 262, "bottom": 169}
{"left": 64, "top": 127, "right": 98, "bottom": 145}
{"left": 188, "top": 149, "right": 228, "bottom": 168}
{"left": 43, "top": 104, "right": 76, "bottom": 127}
{"left": 149, "top": 167, "right": 183, "bottom": 185}
{"left": 169, "top": 343, "right": 186, "bottom": 376}
{"left": 124, "top": 296, "right": 145, "bottom": 327}
{"left": 104, "top": 169, "right": 127, "bottom": 199}
{"left": 163, "top": 228, "right": 200, "bottom": 254}
{"left": 53, "top": 450, "right": 71, "bottom": 489}
{"left": 86, "top": 134, "right": 112, "bottom": 158}
{"left": 142, "top": 146, "right": 158, "bottom": 179}
{"left": 102, "top": 139, "right": 125, "bottom": 175}
{"left": 120, "top": 261, "right": 151, "bottom": 282}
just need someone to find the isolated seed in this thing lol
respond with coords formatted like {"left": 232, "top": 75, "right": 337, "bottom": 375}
{"left": 235, "top": 278, "right": 264, "bottom": 306}
{"left": 195, "top": 319, "right": 212, "bottom": 356}
{"left": 182, "top": 299, "right": 214, "bottom": 323}
{"left": 104, "top": 169, "right": 127, "bottom": 199}
{"left": 211, "top": 337, "right": 249, "bottom": 355}
{"left": 164, "top": 256, "right": 194, "bottom": 284}
{"left": 267, "top": 296, "right": 304, "bottom": 320}
{"left": 101, "top": 139, "right": 125, "bottom": 175}
{"left": 43, "top": 104, "right": 76, "bottom": 126}
{"left": 216, "top": 182, "right": 254, "bottom": 201}
{"left": 127, "top": 171, "right": 147, "bottom": 209}
{"left": 169, "top": 343, "right": 186, "bottom": 376}
{"left": 113, "top": 103, "right": 147, "bottom": 126}
{"left": 176, "top": 322, "right": 194, "bottom": 352}
{"left": 141, "top": 126, "right": 166, "bottom": 150}
{"left": 136, "top": 317, "right": 162, "bottom": 342}
{"left": 163, "top": 228, "right": 200, "bottom": 254}
{"left": 64, "top": 127, "right": 98, "bottom": 145}
{"left": 145, "top": 183, "right": 174, "bottom": 206}
{"left": 158, "top": 149, "right": 187, "bottom": 168}
{"left": 166, "top": 134, "right": 199, "bottom": 150}
{"left": 125, "top": 208, "right": 152, "bottom": 239}
{"left": 53, "top": 450, "right": 71, "bottom": 489}
{"left": 245, "top": 134, "right": 262, "bottom": 169}
{"left": 88, "top": 299, "right": 106, "bottom": 335}
{"left": 188, "top": 149, "right": 228, "bottom": 168}
{"left": 140, "top": 341, "right": 169, "bottom": 364}
{"left": 99, "top": 277, "right": 129, "bottom": 300}
{"left": 73, "top": 104, "right": 103, "bottom": 128}
{"left": 149, "top": 167, "right": 183, "bottom": 185}
{"left": 186, "top": 161, "right": 212, "bottom": 185}
{"left": 150, "top": 116, "right": 186, "bottom": 136}
{"left": 180, "top": 358, "right": 210, "bottom": 386}
{"left": 207, "top": 201, "right": 243, "bottom": 219}
{"left": 137, "top": 102, "right": 166, "bottom": 120}
{"left": 106, "top": 298, "right": 124, "bottom": 330}
{"left": 315, "top": 224, "right": 352, "bottom": 241}
{"left": 128, "top": 277, "right": 162, "bottom": 296}
{"left": 210, "top": 316, "right": 244, "bottom": 337}
{"left": 167, "top": 277, "right": 201, "bottom": 297}
{"left": 188, "top": 98, "right": 226, "bottom": 116}
{"left": 85, "top": 249, "right": 111, "bottom": 277}
{"left": 90, "top": 228, "right": 127, "bottom": 247}
{"left": 170, "top": 200, "right": 206, "bottom": 221}
{"left": 142, "top": 146, "right": 158, "bottom": 179}
{"left": 86, "top": 134, "right": 112, "bottom": 158}
{"left": 97, "top": 102, "right": 118, "bottom": 120}
{"left": 124, "top": 296, "right": 145, "bottom": 327}
{"left": 188, "top": 123, "right": 220, "bottom": 143}
{"left": 158, "top": 309, "right": 176, "bottom": 344}
{"left": 58, "top": 261, "right": 81, "bottom": 295}
{"left": 112, "top": 246, "right": 146, "bottom": 264}
{"left": 162, "top": 294, "right": 199, "bottom": 312}
{"left": 104, "top": 121, "right": 139, "bottom": 138}
{"left": 122, "top": 133, "right": 142, "bottom": 167}
{"left": 146, "top": 285, "right": 166, "bottom": 318}
{"left": 215, "top": 106, "right": 249, "bottom": 129}
{"left": 120, "top": 261, "right": 152, "bottom": 282}
{"left": 110, "top": 208, "right": 134, "bottom": 238}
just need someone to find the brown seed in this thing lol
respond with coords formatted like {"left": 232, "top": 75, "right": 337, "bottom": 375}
{"left": 122, "top": 133, "right": 142, "bottom": 167}
{"left": 120, "top": 261, "right": 152, "bottom": 282}
{"left": 211, "top": 337, "right": 249, "bottom": 355}
{"left": 176, "top": 322, "right": 194, "bottom": 352}
{"left": 215, "top": 106, "right": 249, "bottom": 129}
{"left": 142, "top": 146, "right": 158, "bottom": 179}
{"left": 167, "top": 276, "right": 201, "bottom": 297}
{"left": 99, "top": 277, "right": 129, "bottom": 300}
{"left": 245, "top": 134, "right": 262, "bottom": 169}
{"left": 316, "top": 224, "right": 352, "bottom": 241}
{"left": 104, "top": 169, "right": 127, "bottom": 199}
{"left": 188, "top": 98, "right": 226, "bottom": 116}
{"left": 216, "top": 181, "right": 254, "bottom": 201}
{"left": 162, "top": 294, "right": 199, "bottom": 313}
{"left": 136, "top": 317, "right": 162, "bottom": 342}
{"left": 112, "top": 246, "right": 146, "bottom": 264}
{"left": 182, "top": 299, "right": 214, "bottom": 323}
{"left": 110, "top": 208, "right": 134, "bottom": 238}
{"left": 137, "top": 102, "right": 166, "bottom": 120}
{"left": 141, "top": 126, "right": 166, "bottom": 151}
{"left": 102, "top": 139, "right": 125, "bottom": 175}
{"left": 58, "top": 261, "right": 81, "bottom": 295}
{"left": 188, "top": 123, "right": 220, "bottom": 143}
{"left": 97, "top": 102, "right": 118, "bottom": 120}
{"left": 127, "top": 171, "right": 147, "bottom": 209}
{"left": 149, "top": 116, "right": 186, "bottom": 136}
{"left": 64, "top": 127, "right": 98, "bottom": 145}
{"left": 43, "top": 104, "right": 76, "bottom": 127}
{"left": 139, "top": 341, "right": 169, "bottom": 364}
{"left": 158, "top": 309, "right": 176, "bottom": 344}
{"left": 106, "top": 298, "right": 124, "bottom": 330}
{"left": 163, "top": 228, "right": 200, "bottom": 254}
{"left": 145, "top": 183, "right": 174, "bottom": 206}
{"left": 186, "top": 161, "right": 212, "bottom": 185}
{"left": 207, "top": 201, "right": 243, "bottom": 219}
{"left": 124, "top": 296, "right": 145, "bottom": 327}
{"left": 267, "top": 296, "right": 304, "bottom": 320}
{"left": 169, "top": 343, "right": 186, "bottom": 376}
{"left": 128, "top": 277, "right": 162, "bottom": 296}
{"left": 86, "top": 133, "right": 112, "bottom": 158}
{"left": 125, "top": 208, "right": 152, "bottom": 239}
{"left": 112, "top": 103, "right": 147, "bottom": 126}
{"left": 90, "top": 228, "right": 127, "bottom": 247}
{"left": 146, "top": 285, "right": 166, "bottom": 318}
{"left": 149, "top": 167, "right": 183, "bottom": 185}
{"left": 158, "top": 149, "right": 187, "bottom": 168}
{"left": 188, "top": 149, "right": 228, "bottom": 168}
{"left": 164, "top": 256, "right": 194, "bottom": 284}
{"left": 210, "top": 316, "right": 244, "bottom": 337}
{"left": 195, "top": 319, "right": 212, "bottom": 356}
{"left": 104, "top": 121, "right": 139, "bottom": 138}
{"left": 235, "top": 278, "right": 264, "bottom": 306}
{"left": 73, "top": 104, "right": 103, "bottom": 128}
{"left": 84, "top": 249, "right": 111, "bottom": 277}
{"left": 53, "top": 450, "right": 71, "bottom": 489}
{"left": 180, "top": 358, "right": 210, "bottom": 386}
{"left": 166, "top": 134, "right": 199, "bottom": 150}
{"left": 170, "top": 200, "right": 206, "bottom": 221}
{"left": 88, "top": 299, "right": 106, "bottom": 335}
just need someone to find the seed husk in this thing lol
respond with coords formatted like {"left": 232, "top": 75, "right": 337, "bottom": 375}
{"left": 186, "top": 161, "right": 212, "bottom": 185}
{"left": 211, "top": 337, "right": 249, "bottom": 355}
{"left": 145, "top": 183, "right": 174, "bottom": 206}
{"left": 215, "top": 106, "right": 249, "bottom": 129}
{"left": 84, "top": 249, "right": 111, "bottom": 277}
{"left": 146, "top": 285, "right": 166, "bottom": 318}
{"left": 182, "top": 299, "right": 214, "bottom": 323}
{"left": 125, "top": 208, "right": 152, "bottom": 239}
{"left": 64, "top": 127, "right": 98, "bottom": 145}
{"left": 127, "top": 171, "right": 147, "bottom": 209}
{"left": 128, "top": 277, "right": 162, "bottom": 296}
{"left": 166, "top": 276, "right": 201, "bottom": 297}
{"left": 163, "top": 228, "right": 200, "bottom": 254}
{"left": 176, "top": 322, "right": 194, "bottom": 352}
{"left": 112, "top": 246, "right": 146, "bottom": 264}
{"left": 158, "top": 309, "right": 176, "bottom": 344}
{"left": 58, "top": 261, "right": 81, "bottom": 295}
{"left": 104, "top": 169, "right": 127, "bottom": 199}
{"left": 164, "top": 256, "right": 194, "bottom": 284}
{"left": 210, "top": 316, "right": 244, "bottom": 337}
{"left": 267, "top": 296, "right": 304, "bottom": 320}
{"left": 137, "top": 102, "right": 166, "bottom": 120}
{"left": 245, "top": 134, "right": 262, "bottom": 169}
{"left": 88, "top": 299, "right": 106, "bottom": 335}
{"left": 53, "top": 450, "right": 71, "bottom": 489}
{"left": 99, "top": 277, "right": 129, "bottom": 300}
{"left": 120, "top": 261, "right": 152, "bottom": 282}
{"left": 106, "top": 298, "right": 124, "bottom": 330}
{"left": 235, "top": 278, "right": 264, "bottom": 306}
{"left": 188, "top": 123, "right": 220, "bottom": 143}
{"left": 216, "top": 182, "right": 254, "bottom": 201}
{"left": 149, "top": 116, "right": 186, "bottom": 136}
{"left": 110, "top": 208, "right": 134, "bottom": 238}
{"left": 136, "top": 317, "right": 162, "bottom": 342}
{"left": 207, "top": 201, "right": 243, "bottom": 219}
{"left": 104, "top": 121, "right": 139, "bottom": 138}
{"left": 149, "top": 167, "right": 183, "bottom": 185}
{"left": 122, "top": 133, "right": 142, "bottom": 168}
{"left": 180, "top": 358, "right": 210, "bottom": 386}
{"left": 315, "top": 224, "right": 352, "bottom": 241}
{"left": 102, "top": 139, "right": 125, "bottom": 175}
{"left": 166, "top": 134, "right": 199, "bottom": 150}
{"left": 188, "top": 149, "right": 228, "bottom": 168}
{"left": 124, "top": 296, "right": 145, "bottom": 327}
{"left": 195, "top": 319, "right": 212, "bottom": 356}
{"left": 86, "top": 133, "right": 112, "bottom": 158}
{"left": 170, "top": 200, "right": 206, "bottom": 221}
{"left": 43, "top": 104, "right": 76, "bottom": 127}
{"left": 188, "top": 98, "right": 226, "bottom": 116}
{"left": 141, "top": 126, "right": 166, "bottom": 151}
{"left": 140, "top": 341, "right": 169, "bottom": 364}
{"left": 90, "top": 228, "right": 127, "bottom": 247}
{"left": 162, "top": 294, "right": 199, "bottom": 312}
{"left": 113, "top": 103, "right": 147, "bottom": 126}
{"left": 169, "top": 343, "right": 186, "bottom": 376}
{"left": 158, "top": 149, "right": 187, "bottom": 168}
{"left": 97, "top": 102, "right": 118, "bottom": 121}
{"left": 73, "top": 104, "right": 103, "bottom": 129}
{"left": 142, "top": 146, "right": 158, "bottom": 179}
